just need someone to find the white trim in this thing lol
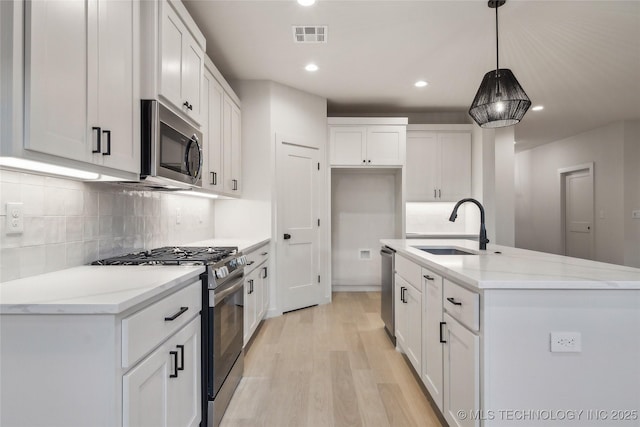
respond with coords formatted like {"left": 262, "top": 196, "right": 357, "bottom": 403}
{"left": 204, "top": 55, "right": 241, "bottom": 106}
{"left": 407, "top": 124, "right": 473, "bottom": 132}
{"left": 558, "top": 162, "right": 595, "bottom": 258}
{"left": 332, "top": 285, "right": 381, "bottom": 292}
{"left": 328, "top": 117, "right": 408, "bottom": 126}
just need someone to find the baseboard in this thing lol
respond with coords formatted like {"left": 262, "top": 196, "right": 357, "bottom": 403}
{"left": 332, "top": 285, "right": 381, "bottom": 292}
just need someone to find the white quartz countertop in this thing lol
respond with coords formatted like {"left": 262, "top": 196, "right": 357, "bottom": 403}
{"left": 0, "top": 266, "right": 204, "bottom": 315}
{"left": 187, "top": 237, "right": 270, "bottom": 254}
{"left": 381, "top": 239, "right": 640, "bottom": 290}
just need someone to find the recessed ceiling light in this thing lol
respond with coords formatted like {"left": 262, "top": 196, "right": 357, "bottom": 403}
{"left": 305, "top": 63, "right": 318, "bottom": 72}
{"left": 414, "top": 80, "right": 428, "bottom": 88}
{"left": 297, "top": 0, "right": 316, "bottom": 6}
{"left": 532, "top": 105, "right": 544, "bottom": 111}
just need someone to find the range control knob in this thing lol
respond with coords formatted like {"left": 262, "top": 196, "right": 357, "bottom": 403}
{"left": 215, "top": 267, "right": 229, "bottom": 279}
{"left": 237, "top": 255, "right": 247, "bottom": 265}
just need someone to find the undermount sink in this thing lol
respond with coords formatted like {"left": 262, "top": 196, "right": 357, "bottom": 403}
{"left": 413, "top": 246, "right": 477, "bottom": 255}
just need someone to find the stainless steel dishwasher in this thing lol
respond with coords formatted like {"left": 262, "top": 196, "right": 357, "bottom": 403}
{"left": 380, "top": 246, "right": 396, "bottom": 344}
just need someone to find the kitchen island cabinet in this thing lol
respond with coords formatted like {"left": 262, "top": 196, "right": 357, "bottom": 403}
{"left": 0, "top": 265, "right": 204, "bottom": 427}
{"left": 382, "top": 238, "right": 640, "bottom": 427}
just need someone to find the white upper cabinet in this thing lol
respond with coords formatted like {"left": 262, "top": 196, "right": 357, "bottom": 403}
{"left": 22, "top": 0, "right": 140, "bottom": 176}
{"left": 158, "top": 0, "right": 204, "bottom": 126}
{"left": 202, "top": 57, "right": 242, "bottom": 197}
{"left": 406, "top": 126, "right": 472, "bottom": 202}
{"left": 328, "top": 118, "right": 407, "bottom": 167}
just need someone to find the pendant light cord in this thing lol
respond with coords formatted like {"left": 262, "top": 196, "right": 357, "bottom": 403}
{"left": 495, "top": 4, "right": 499, "bottom": 73}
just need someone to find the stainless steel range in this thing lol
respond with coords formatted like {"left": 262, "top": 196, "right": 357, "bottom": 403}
{"left": 94, "top": 246, "right": 246, "bottom": 427}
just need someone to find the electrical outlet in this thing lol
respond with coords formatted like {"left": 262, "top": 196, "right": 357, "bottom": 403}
{"left": 632, "top": 210, "right": 640, "bottom": 219}
{"left": 550, "top": 332, "right": 581, "bottom": 353}
{"left": 5, "top": 202, "right": 24, "bottom": 234}
{"left": 176, "top": 208, "right": 182, "bottom": 224}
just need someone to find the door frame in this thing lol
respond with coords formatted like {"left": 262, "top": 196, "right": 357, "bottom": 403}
{"left": 272, "top": 133, "right": 330, "bottom": 317}
{"left": 558, "top": 162, "right": 595, "bottom": 258}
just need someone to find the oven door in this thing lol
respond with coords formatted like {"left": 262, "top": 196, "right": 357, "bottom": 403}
{"left": 208, "top": 273, "right": 244, "bottom": 399}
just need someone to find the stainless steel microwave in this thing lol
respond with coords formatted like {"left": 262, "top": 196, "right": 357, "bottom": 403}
{"left": 140, "top": 100, "right": 203, "bottom": 188}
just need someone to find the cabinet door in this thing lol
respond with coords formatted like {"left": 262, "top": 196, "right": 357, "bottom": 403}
{"left": 202, "top": 72, "right": 224, "bottom": 191}
{"left": 123, "top": 341, "right": 170, "bottom": 427}
{"left": 330, "top": 127, "right": 366, "bottom": 165}
{"left": 394, "top": 274, "right": 407, "bottom": 350}
{"left": 366, "top": 126, "right": 405, "bottom": 166}
{"left": 223, "top": 94, "right": 242, "bottom": 194}
{"left": 406, "top": 132, "right": 439, "bottom": 201}
{"left": 260, "top": 263, "right": 270, "bottom": 319}
{"left": 443, "top": 313, "right": 479, "bottom": 427}
{"left": 25, "top": 0, "right": 91, "bottom": 161}
{"left": 405, "top": 284, "right": 422, "bottom": 374}
{"left": 243, "top": 270, "right": 257, "bottom": 346}
{"left": 182, "top": 36, "right": 204, "bottom": 125}
{"left": 97, "top": 0, "right": 140, "bottom": 173}
{"left": 160, "top": 3, "right": 185, "bottom": 111}
{"left": 167, "top": 318, "right": 201, "bottom": 427}
{"left": 422, "top": 270, "right": 444, "bottom": 411}
{"left": 439, "top": 132, "right": 471, "bottom": 201}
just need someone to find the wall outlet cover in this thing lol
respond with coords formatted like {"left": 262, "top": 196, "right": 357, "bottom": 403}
{"left": 550, "top": 332, "right": 582, "bottom": 353}
{"left": 359, "top": 249, "right": 372, "bottom": 260}
{"left": 5, "top": 202, "right": 24, "bottom": 235}
{"left": 632, "top": 210, "right": 640, "bottom": 219}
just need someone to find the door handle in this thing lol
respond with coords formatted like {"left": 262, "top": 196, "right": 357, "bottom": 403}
{"left": 446, "top": 297, "right": 462, "bottom": 306}
{"left": 176, "top": 345, "right": 184, "bottom": 371}
{"left": 169, "top": 351, "right": 179, "bottom": 378}
{"left": 102, "top": 130, "right": 111, "bottom": 155}
{"left": 284, "top": 233, "right": 291, "bottom": 240}
{"left": 400, "top": 286, "right": 406, "bottom": 303}
{"left": 439, "top": 322, "right": 447, "bottom": 343}
{"left": 92, "top": 127, "right": 101, "bottom": 153}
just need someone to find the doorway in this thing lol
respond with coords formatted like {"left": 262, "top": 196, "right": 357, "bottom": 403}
{"left": 560, "top": 163, "right": 594, "bottom": 260}
{"left": 276, "top": 135, "right": 325, "bottom": 313}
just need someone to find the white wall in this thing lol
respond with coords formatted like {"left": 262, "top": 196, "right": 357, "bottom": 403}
{"left": 494, "top": 127, "right": 515, "bottom": 246}
{"left": 515, "top": 120, "right": 640, "bottom": 266}
{"left": 331, "top": 170, "right": 398, "bottom": 289}
{"left": 0, "top": 170, "right": 215, "bottom": 281}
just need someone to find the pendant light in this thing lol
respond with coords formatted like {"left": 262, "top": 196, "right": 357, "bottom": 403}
{"left": 469, "top": 0, "right": 531, "bottom": 128}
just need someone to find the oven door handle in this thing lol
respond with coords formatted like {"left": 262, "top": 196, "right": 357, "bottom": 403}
{"left": 212, "top": 275, "right": 245, "bottom": 307}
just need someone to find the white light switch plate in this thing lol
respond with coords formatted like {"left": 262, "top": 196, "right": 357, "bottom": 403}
{"left": 550, "top": 332, "right": 581, "bottom": 353}
{"left": 632, "top": 210, "right": 640, "bottom": 219}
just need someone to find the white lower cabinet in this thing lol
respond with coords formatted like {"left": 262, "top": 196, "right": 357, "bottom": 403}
{"left": 243, "top": 244, "right": 270, "bottom": 346}
{"left": 443, "top": 312, "right": 480, "bottom": 427}
{"left": 422, "top": 267, "right": 445, "bottom": 411}
{"left": 0, "top": 279, "right": 202, "bottom": 427}
{"left": 394, "top": 273, "right": 422, "bottom": 374}
{"left": 124, "top": 317, "right": 200, "bottom": 427}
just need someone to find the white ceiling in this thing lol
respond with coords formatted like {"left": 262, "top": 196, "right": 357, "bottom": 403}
{"left": 183, "top": 0, "right": 640, "bottom": 151}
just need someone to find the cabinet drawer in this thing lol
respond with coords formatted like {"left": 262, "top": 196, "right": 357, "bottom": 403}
{"left": 443, "top": 280, "right": 479, "bottom": 332}
{"left": 122, "top": 280, "right": 201, "bottom": 368}
{"left": 396, "top": 254, "right": 421, "bottom": 289}
{"left": 245, "top": 246, "right": 269, "bottom": 274}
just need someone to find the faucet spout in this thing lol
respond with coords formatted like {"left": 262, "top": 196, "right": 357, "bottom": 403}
{"left": 449, "top": 198, "right": 490, "bottom": 250}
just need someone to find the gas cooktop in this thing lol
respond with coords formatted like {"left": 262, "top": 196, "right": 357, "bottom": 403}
{"left": 92, "top": 246, "right": 239, "bottom": 266}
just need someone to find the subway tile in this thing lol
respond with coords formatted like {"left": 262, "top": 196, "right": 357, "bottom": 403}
{"left": 45, "top": 243, "right": 67, "bottom": 273}
{"left": 99, "top": 192, "right": 114, "bottom": 216}
{"left": 64, "top": 189, "right": 84, "bottom": 216}
{"left": 84, "top": 216, "right": 99, "bottom": 240}
{"left": 45, "top": 176, "right": 84, "bottom": 190}
{"left": 0, "top": 221, "right": 24, "bottom": 248}
{"left": 112, "top": 216, "right": 125, "bottom": 237}
{"left": 83, "top": 240, "right": 99, "bottom": 264}
{"left": 0, "top": 247, "right": 21, "bottom": 281}
{"left": 98, "top": 239, "right": 114, "bottom": 258}
{"left": 44, "top": 188, "right": 66, "bottom": 215}
{"left": 0, "top": 169, "right": 22, "bottom": 184}
{"left": 66, "top": 216, "right": 84, "bottom": 242}
{"left": 65, "top": 242, "right": 84, "bottom": 267}
{"left": 21, "top": 184, "right": 45, "bottom": 216}
{"left": 19, "top": 245, "right": 46, "bottom": 278}
{"left": 19, "top": 172, "right": 45, "bottom": 186}
{"left": 22, "top": 217, "right": 45, "bottom": 246}
{"left": 133, "top": 194, "right": 144, "bottom": 216}
{"left": 84, "top": 191, "right": 99, "bottom": 216}
{"left": 99, "top": 216, "right": 113, "bottom": 238}
{"left": 0, "top": 181, "right": 21, "bottom": 215}
{"left": 44, "top": 217, "right": 66, "bottom": 244}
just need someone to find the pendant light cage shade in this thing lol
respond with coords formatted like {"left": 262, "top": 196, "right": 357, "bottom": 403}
{"left": 469, "top": 68, "right": 531, "bottom": 128}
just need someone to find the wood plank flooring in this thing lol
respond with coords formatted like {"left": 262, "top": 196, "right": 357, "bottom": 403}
{"left": 221, "top": 292, "right": 443, "bottom": 427}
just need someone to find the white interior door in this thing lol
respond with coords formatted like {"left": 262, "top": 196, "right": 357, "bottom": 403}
{"left": 277, "top": 139, "right": 322, "bottom": 312}
{"left": 564, "top": 169, "right": 594, "bottom": 260}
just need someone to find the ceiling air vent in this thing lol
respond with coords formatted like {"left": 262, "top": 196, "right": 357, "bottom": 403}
{"left": 292, "top": 26, "right": 327, "bottom": 43}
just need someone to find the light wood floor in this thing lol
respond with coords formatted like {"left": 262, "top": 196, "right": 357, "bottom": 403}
{"left": 221, "top": 292, "right": 443, "bottom": 427}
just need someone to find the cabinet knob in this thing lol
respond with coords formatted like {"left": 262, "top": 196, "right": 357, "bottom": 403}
{"left": 367, "top": 159, "right": 371, "bottom": 163}
{"left": 362, "top": 159, "right": 366, "bottom": 163}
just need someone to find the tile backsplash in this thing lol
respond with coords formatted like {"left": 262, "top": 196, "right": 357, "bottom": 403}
{"left": 0, "top": 170, "right": 215, "bottom": 281}
{"left": 406, "top": 202, "right": 476, "bottom": 234}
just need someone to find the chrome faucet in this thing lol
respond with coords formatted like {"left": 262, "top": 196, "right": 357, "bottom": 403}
{"left": 449, "top": 198, "right": 490, "bottom": 250}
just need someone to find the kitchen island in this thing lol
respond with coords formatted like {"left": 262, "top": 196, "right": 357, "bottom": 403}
{"left": 382, "top": 239, "right": 640, "bottom": 427}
